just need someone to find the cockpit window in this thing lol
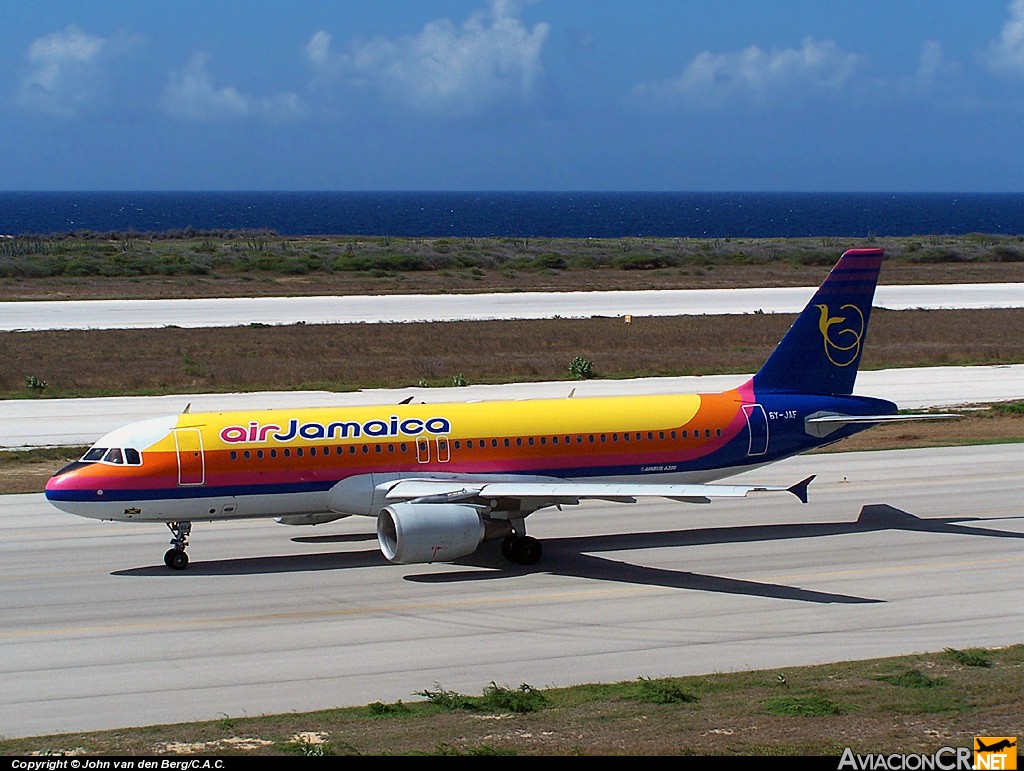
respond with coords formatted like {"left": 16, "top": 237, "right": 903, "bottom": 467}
{"left": 103, "top": 448, "right": 124, "bottom": 464}
{"left": 82, "top": 448, "right": 107, "bottom": 462}
{"left": 124, "top": 448, "right": 142, "bottom": 465}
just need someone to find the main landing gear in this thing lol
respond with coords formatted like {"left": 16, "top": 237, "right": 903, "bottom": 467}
{"left": 164, "top": 521, "right": 192, "bottom": 570}
{"left": 501, "top": 535, "right": 542, "bottom": 565}
{"left": 498, "top": 516, "right": 542, "bottom": 565}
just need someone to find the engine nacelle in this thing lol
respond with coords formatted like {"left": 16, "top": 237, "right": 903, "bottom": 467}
{"left": 377, "top": 503, "right": 486, "bottom": 564}
{"left": 275, "top": 513, "right": 350, "bottom": 526}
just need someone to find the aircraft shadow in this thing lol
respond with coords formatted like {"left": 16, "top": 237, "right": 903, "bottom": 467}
{"left": 407, "top": 504, "right": 1024, "bottom": 603}
{"left": 112, "top": 505, "right": 1024, "bottom": 602}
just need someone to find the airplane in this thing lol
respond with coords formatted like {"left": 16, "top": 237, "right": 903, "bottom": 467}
{"left": 976, "top": 739, "right": 1016, "bottom": 753}
{"left": 45, "top": 247, "right": 954, "bottom": 570}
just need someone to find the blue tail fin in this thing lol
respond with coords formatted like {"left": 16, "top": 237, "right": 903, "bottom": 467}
{"left": 752, "top": 248, "right": 884, "bottom": 396}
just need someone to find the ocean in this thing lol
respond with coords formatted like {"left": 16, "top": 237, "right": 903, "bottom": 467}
{"left": 1, "top": 191, "right": 1023, "bottom": 239}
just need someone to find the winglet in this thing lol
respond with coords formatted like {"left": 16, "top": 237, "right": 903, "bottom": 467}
{"left": 788, "top": 475, "right": 815, "bottom": 504}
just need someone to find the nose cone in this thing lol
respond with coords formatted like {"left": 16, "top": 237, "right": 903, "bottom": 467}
{"left": 45, "top": 468, "right": 79, "bottom": 514}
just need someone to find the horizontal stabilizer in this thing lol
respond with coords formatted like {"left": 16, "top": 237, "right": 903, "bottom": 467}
{"left": 805, "top": 412, "right": 960, "bottom": 438}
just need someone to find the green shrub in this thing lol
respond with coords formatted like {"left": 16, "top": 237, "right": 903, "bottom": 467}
{"left": 943, "top": 647, "right": 992, "bottom": 667}
{"left": 569, "top": 356, "right": 594, "bottom": 380}
{"left": 634, "top": 676, "right": 700, "bottom": 705}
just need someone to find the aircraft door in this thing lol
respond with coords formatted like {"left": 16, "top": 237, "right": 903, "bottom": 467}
{"left": 742, "top": 404, "right": 769, "bottom": 457}
{"left": 174, "top": 428, "right": 206, "bottom": 486}
{"left": 415, "top": 435, "right": 431, "bottom": 464}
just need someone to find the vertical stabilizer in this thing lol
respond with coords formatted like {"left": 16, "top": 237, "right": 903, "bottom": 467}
{"left": 752, "top": 248, "right": 884, "bottom": 396}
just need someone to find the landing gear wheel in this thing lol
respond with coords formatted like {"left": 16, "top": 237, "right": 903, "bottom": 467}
{"left": 164, "top": 549, "right": 189, "bottom": 570}
{"left": 504, "top": 535, "right": 542, "bottom": 565}
{"left": 501, "top": 535, "right": 515, "bottom": 561}
{"left": 164, "top": 521, "right": 193, "bottom": 571}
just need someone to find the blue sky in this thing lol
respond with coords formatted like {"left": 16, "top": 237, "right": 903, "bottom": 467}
{"left": 1, "top": 1, "right": 1022, "bottom": 191}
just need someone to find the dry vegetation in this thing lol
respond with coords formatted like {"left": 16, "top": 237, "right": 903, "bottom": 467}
{"left": 3, "top": 308, "right": 1023, "bottom": 398}
{"left": 2, "top": 232, "right": 1024, "bottom": 300}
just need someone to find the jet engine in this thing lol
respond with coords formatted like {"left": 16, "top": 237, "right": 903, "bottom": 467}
{"left": 377, "top": 502, "right": 498, "bottom": 564}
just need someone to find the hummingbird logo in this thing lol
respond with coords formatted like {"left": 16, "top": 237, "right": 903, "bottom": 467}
{"left": 815, "top": 303, "right": 865, "bottom": 367}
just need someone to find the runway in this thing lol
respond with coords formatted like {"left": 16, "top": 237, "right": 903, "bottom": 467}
{"left": 2, "top": 283, "right": 1024, "bottom": 330}
{"left": 2, "top": 364, "right": 1022, "bottom": 449}
{"left": 1, "top": 443, "right": 1022, "bottom": 738}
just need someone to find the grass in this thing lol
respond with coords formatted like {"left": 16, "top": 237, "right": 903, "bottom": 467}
{"left": 1, "top": 645, "right": 1020, "bottom": 756}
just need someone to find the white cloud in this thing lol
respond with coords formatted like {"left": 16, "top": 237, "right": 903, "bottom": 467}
{"left": 898, "top": 41, "right": 961, "bottom": 94}
{"left": 630, "top": 37, "right": 863, "bottom": 111}
{"left": 984, "top": 0, "right": 1024, "bottom": 76}
{"left": 304, "top": 30, "right": 332, "bottom": 66}
{"left": 161, "top": 52, "right": 306, "bottom": 123}
{"left": 305, "top": 0, "right": 550, "bottom": 117}
{"left": 17, "top": 25, "right": 128, "bottom": 117}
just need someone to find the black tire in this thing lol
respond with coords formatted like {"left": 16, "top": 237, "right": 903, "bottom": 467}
{"left": 509, "top": 536, "right": 542, "bottom": 565}
{"left": 166, "top": 550, "right": 189, "bottom": 570}
{"left": 500, "top": 535, "right": 516, "bottom": 560}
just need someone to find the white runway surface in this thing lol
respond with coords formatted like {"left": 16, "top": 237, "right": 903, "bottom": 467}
{"left": 3, "top": 283, "right": 1023, "bottom": 330}
{"left": 2, "top": 444, "right": 1022, "bottom": 738}
{"left": 2, "top": 365, "right": 1021, "bottom": 449}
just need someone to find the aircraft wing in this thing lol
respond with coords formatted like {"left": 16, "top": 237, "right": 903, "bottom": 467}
{"left": 383, "top": 475, "right": 814, "bottom": 507}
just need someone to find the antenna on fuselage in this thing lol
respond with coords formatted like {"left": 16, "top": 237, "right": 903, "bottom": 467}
{"left": 567, "top": 388, "right": 575, "bottom": 399}
{"left": 183, "top": 403, "right": 191, "bottom": 414}
{"left": 398, "top": 396, "right": 414, "bottom": 404}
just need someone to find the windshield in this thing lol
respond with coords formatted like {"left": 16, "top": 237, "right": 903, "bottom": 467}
{"left": 80, "top": 447, "right": 142, "bottom": 465}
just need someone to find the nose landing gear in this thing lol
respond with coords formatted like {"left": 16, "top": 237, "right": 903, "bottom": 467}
{"left": 164, "top": 521, "right": 192, "bottom": 570}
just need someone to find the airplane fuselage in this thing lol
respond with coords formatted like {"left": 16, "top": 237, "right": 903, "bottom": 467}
{"left": 45, "top": 383, "right": 895, "bottom": 524}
